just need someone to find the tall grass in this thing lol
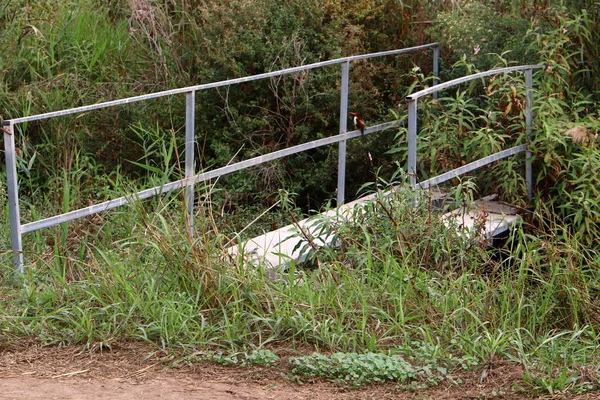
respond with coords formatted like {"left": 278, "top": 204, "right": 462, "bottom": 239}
{"left": 1, "top": 0, "right": 600, "bottom": 394}
{"left": 2, "top": 172, "right": 600, "bottom": 392}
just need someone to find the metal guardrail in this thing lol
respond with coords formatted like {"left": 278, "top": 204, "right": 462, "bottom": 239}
{"left": 406, "top": 65, "right": 544, "bottom": 195}
{"left": 3, "top": 43, "right": 440, "bottom": 273}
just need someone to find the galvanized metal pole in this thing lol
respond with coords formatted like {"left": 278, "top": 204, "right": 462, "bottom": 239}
{"left": 407, "top": 99, "right": 418, "bottom": 189}
{"left": 525, "top": 69, "right": 533, "bottom": 201}
{"left": 4, "top": 121, "right": 24, "bottom": 273}
{"left": 407, "top": 65, "right": 544, "bottom": 101}
{"left": 337, "top": 61, "right": 350, "bottom": 206}
{"left": 433, "top": 45, "right": 440, "bottom": 100}
{"left": 10, "top": 44, "right": 441, "bottom": 127}
{"left": 185, "top": 91, "right": 195, "bottom": 237}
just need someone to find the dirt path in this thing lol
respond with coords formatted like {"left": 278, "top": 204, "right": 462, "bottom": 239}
{"left": 0, "top": 342, "right": 598, "bottom": 400}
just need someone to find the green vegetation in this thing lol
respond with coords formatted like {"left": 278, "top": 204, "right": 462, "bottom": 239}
{"left": 1, "top": 0, "right": 600, "bottom": 396}
{"left": 290, "top": 350, "right": 446, "bottom": 387}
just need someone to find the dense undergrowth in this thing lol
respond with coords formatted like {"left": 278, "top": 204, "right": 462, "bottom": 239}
{"left": 1, "top": 183, "right": 600, "bottom": 393}
{"left": 1, "top": 0, "right": 600, "bottom": 395}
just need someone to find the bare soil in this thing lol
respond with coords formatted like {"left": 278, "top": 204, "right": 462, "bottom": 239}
{"left": 0, "top": 341, "right": 598, "bottom": 400}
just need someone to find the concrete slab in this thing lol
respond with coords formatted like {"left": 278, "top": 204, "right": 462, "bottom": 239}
{"left": 441, "top": 197, "right": 521, "bottom": 241}
{"left": 229, "top": 190, "right": 520, "bottom": 271}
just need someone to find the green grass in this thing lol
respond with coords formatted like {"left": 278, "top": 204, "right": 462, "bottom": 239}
{"left": 1, "top": 179, "right": 600, "bottom": 394}
{"left": 1, "top": 0, "right": 600, "bottom": 396}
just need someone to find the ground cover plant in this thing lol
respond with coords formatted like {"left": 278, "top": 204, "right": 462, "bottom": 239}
{"left": 1, "top": 0, "right": 600, "bottom": 397}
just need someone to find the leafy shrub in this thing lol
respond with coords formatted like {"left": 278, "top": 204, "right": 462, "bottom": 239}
{"left": 186, "top": 349, "right": 280, "bottom": 367}
{"left": 244, "top": 349, "right": 280, "bottom": 366}
{"left": 391, "top": 58, "right": 534, "bottom": 205}
{"left": 290, "top": 352, "right": 423, "bottom": 386}
{"left": 523, "top": 6, "right": 600, "bottom": 247}
{"left": 429, "top": 2, "right": 531, "bottom": 72}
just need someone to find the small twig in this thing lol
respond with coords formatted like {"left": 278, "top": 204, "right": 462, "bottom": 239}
{"left": 121, "top": 362, "right": 159, "bottom": 379}
{"left": 51, "top": 369, "right": 89, "bottom": 379}
{"left": 376, "top": 199, "right": 398, "bottom": 228}
{"left": 377, "top": 198, "right": 413, "bottom": 252}
{"left": 287, "top": 209, "right": 318, "bottom": 251}
{"left": 233, "top": 199, "right": 281, "bottom": 243}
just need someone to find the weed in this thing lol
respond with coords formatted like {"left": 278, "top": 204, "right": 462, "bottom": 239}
{"left": 182, "top": 348, "right": 280, "bottom": 367}
{"left": 1, "top": 2, "right": 600, "bottom": 398}
{"left": 289, "top": 349, "right": 453, "bottom": 387}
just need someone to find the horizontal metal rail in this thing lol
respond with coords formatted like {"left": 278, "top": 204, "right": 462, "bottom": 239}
{"left": 4, "top": 43, "right": 441, "bottom": 272}
{"left": 418, "top": 144, "right": 528, "bottom": 190}
{"left": 4, "top": 43, "right": 439, "bottom": 126}
{"left": 406, "top": 65, "right": 542, "bottom": 192}
{"left": 21, "top": 121, "right": 398, "bottom": 234}
{"left": 406, "top": 65, "right": 544, "bottom": 101}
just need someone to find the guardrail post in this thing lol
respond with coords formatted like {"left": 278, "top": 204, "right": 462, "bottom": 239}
{"left": 407, "top": 99, "right": 418, "bottom": 189}
{"left": 337, "top": 61, "right": 349, "bottom": 206}
{"left": 525, "top": 69, "right": 533, "bottom": 201}
{"left": 185, "top": 91, "right": 195, "bottom": 237}
{"left": 4, "top": 121, "right": 24, "bottom": 273}
{"left": 433, "top": 45, "right": 440, "bottom": 99}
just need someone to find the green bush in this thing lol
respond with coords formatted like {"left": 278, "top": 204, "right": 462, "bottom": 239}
{"left": 290, "top": 352, "right": 420, "bottom": 386}
{"left": 429, "top": 2, "right": 531, "bottom": 72}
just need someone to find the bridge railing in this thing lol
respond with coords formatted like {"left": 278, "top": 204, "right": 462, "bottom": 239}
{"left": 3, "top": 43, "right": 440, "bottom": 273}
{"left": 405, "top": 65, "right": 545, "bottom": 199}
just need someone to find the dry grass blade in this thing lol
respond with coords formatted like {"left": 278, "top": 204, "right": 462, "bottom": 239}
{"left": 564, "top": 126, "right": 598, "bottom": 144}
{"left": 120, "top": 362, "right": 160, "bottom": 379}
{"left": 51, "top": 369, "right": 90, "bottom": 379}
